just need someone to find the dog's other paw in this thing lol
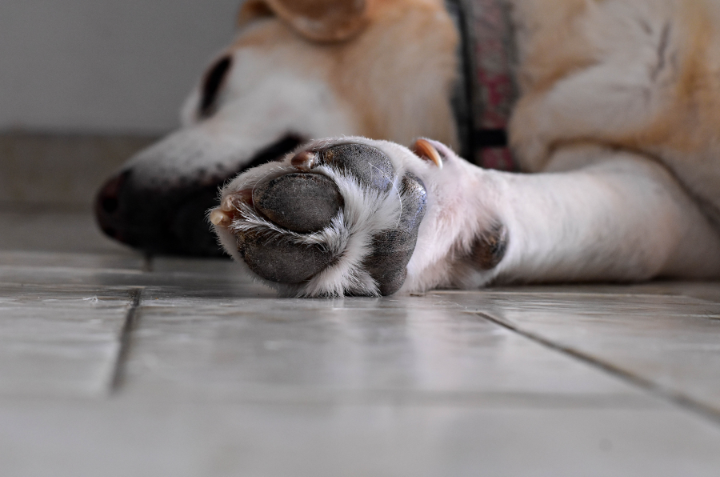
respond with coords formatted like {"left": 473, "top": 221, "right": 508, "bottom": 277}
{"left": 210, "top": 137, "right": 455, "bottom": 296}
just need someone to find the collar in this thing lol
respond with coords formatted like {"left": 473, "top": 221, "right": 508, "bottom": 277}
{"left": 445, "top": 0, "right": 518, "bottom": 170}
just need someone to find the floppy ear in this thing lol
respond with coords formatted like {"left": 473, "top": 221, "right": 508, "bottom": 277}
{"left": 237, "top": 0, "right": 274, "bottom": 26}
{"left": 238, "top": 0, "right": 372, "bottom": 42}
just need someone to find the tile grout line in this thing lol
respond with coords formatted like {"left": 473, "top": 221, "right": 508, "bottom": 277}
{"left": 472, "top": 311, "right": 720, "bottom": 425}
{"left": 109, "top": 288, "right": 143, "bottom": 394}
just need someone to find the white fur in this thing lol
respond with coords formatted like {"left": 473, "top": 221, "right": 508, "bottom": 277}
{"left": 125, "top": 42, "right": 361, "bottom": 186}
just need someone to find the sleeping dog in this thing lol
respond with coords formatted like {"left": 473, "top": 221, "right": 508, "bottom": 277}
{"left": 97, "top": 0, "right": 720, "bottom": 296}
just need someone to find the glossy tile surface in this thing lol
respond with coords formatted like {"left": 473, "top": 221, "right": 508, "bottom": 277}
{"left": 444, "top": 291, "right": 720, "bottom": 414}
{"left": 2, "top": 210, "right": 720, "bottom": 476}
{"left": 2, "top": 399, "right": 720, "bottom": 477}
{"left": 0, "top": 283, "right": 132, "bottom": 397}
{"left": 124, "top": 294, "right": 647, "bottom": 404}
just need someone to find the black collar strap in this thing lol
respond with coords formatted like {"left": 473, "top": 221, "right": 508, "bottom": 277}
{"left": 445, "top": 0, "right": 517, "bottom": 170}
{"left": 445, "top": 0, "right": 476, "bottom": 160}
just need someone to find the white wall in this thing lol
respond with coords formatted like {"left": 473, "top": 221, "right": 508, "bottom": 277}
{"left": 0, "top": 0, "right": 241, "bottom": 134}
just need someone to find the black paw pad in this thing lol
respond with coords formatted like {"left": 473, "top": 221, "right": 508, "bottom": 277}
{"left": 315, "top": 143, "right": 395, "bottom": 193}
{"left": 220, "top": 142, "right": 430, "bottom": 296}
{"left": 363, "top": 173, "right": 427, "bottom": 295}
{"left": 253, "top": 173, "right": 343, "bottom": 233}
{"left": 239, "top": 232, "right": 336, "bottom": 284}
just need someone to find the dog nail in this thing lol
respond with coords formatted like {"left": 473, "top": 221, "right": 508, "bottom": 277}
{"left": 291, "top": 151, "right": 318, "bottom": 171}
{"left": 221, "top": 197, "right": 235, "bottom": 212}
{"left": 209, "top": 209, "right": 232, "bottom": 226}
{"left": 412, "top": 138, "right": 443, "bottom": 169}
{"left": 221, "top": 190, "right": 252, "bottom": 212}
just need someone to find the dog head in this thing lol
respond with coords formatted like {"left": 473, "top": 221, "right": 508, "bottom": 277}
{"left": 95, "top": 0, "right": 459, "bottom": 256}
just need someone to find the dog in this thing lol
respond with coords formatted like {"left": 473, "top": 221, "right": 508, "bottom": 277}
{"left": 95, "top": 0, "right": 461, "bottom": 256}
{"left": 96, "top": 0, "right": 720, "bottom": 296}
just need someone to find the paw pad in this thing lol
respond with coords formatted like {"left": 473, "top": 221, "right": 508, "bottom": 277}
{"left": 212, "top": 141, "right": 427, "bottom": 296}
{"left": 239, "top": 231, "right": 337, "bottom": 284}
{"left": 253, "top": 173, "right": 343, "bottom": 233}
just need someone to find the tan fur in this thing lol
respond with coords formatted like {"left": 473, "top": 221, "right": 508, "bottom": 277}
{"left": 611, "top": 2, "right": 718, "bottom": 154}
{"left": 230, "top": 0, "right": 720, "bottom": 226}
{"left": 103, "top": 0, "right": 720, "bottom": 277}
{"left": 203, "top": 0, "right": 720, "bottom": 292}
{"left": 258, "top": 0, "right": 372, "bottom": 42}
{"left": 511, "top": 0, "right": 600, "bottom": 94}
{"left": 509, "top": 0, "right": 720, "bottom": 222}
{"left": 331, "top": 0, "right": 459, "bottom": 146}
{"left": 237, "top": 0, "right": 273, "bottom": 27}
{"left": 234, "top": 0, "right": 720, "bottom": 189}
{"left": 232, "top": 0, "right": 459, "bottom": 149}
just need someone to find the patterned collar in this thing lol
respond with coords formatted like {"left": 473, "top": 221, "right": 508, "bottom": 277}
{"left": 446, "top": 0, "right": 518, "bottom": 170}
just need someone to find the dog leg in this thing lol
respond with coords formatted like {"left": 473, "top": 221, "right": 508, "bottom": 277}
{"left": 482, "top": 144, "right": 720, "bottom": 285}
{"left": 211, "top": 138, "right": 720, "bottom": 296}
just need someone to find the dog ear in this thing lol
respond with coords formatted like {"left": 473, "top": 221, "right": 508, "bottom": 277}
{"left": 238, "top": 0, "right": 372, "bottom": 42}
{"left": 237, "top": 0, "right": 274, "bottom": 26}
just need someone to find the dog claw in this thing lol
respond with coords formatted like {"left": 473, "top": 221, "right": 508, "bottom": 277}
{"left": 220, "top": 197, "right": 234, "bottom": 212}
{"left": 412, "top": 138, "right": 443, "bottom": 169}
{"left": 222, "top": 191, "right": 252, "bottom": 211}
{"left": 209, "top": 209, "right": 232, "bottom": 226}
{"left": 212, "top": 191, "right": 252, "bottom": 226}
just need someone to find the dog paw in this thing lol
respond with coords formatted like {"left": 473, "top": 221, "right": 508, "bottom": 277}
{"left": 210, "top": 138, "right": 445, "bottom": 296}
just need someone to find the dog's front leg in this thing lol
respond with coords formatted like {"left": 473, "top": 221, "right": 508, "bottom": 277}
{"left": 211, "top": 138, "right": 720, "bottom": 296}
{"left": 473, "top": 144, "right": 720, "bottom": 286}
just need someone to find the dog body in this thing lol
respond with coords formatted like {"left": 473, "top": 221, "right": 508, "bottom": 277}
{"left": 511, "top": 0, "right": 720, "bottom": 215}
{"left": 96, "top": 0, "right": 460, "bottom": 255}
{"left": 500, "top": 0, "right": 720, "bottom": 283}
{"left": 98, "top": 0, "right": 720, "bottom": 296}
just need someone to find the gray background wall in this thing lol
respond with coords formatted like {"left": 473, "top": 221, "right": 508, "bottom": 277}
{"left": 0, "top": 0, "right": 244, "bottom": 206}
{"left": 0, "top": 0, "right": 241, "bottom": 134}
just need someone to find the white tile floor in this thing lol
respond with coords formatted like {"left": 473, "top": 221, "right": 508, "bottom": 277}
{"left": 3, "top": 207, "right": 720, "bottom": 476}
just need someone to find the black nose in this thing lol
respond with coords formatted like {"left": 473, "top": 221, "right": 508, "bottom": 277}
{"left": 94, "top": 169, "right": 227, "bottom": 257}
{"left": 94, "top": 134, "right": 307, "bottom": 256}
{"left": 95, "top": 170, "right": 130, "bottom": 240}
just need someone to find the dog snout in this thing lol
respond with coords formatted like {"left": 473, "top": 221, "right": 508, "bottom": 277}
{"left": 94, "top": 168, "right": 227, "bottom": 256}
{"left": 95, "top": 169, "right": 132, "bottom": 241}
{"left": 94, "top": 132, "right": 307, "bottom": 257}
